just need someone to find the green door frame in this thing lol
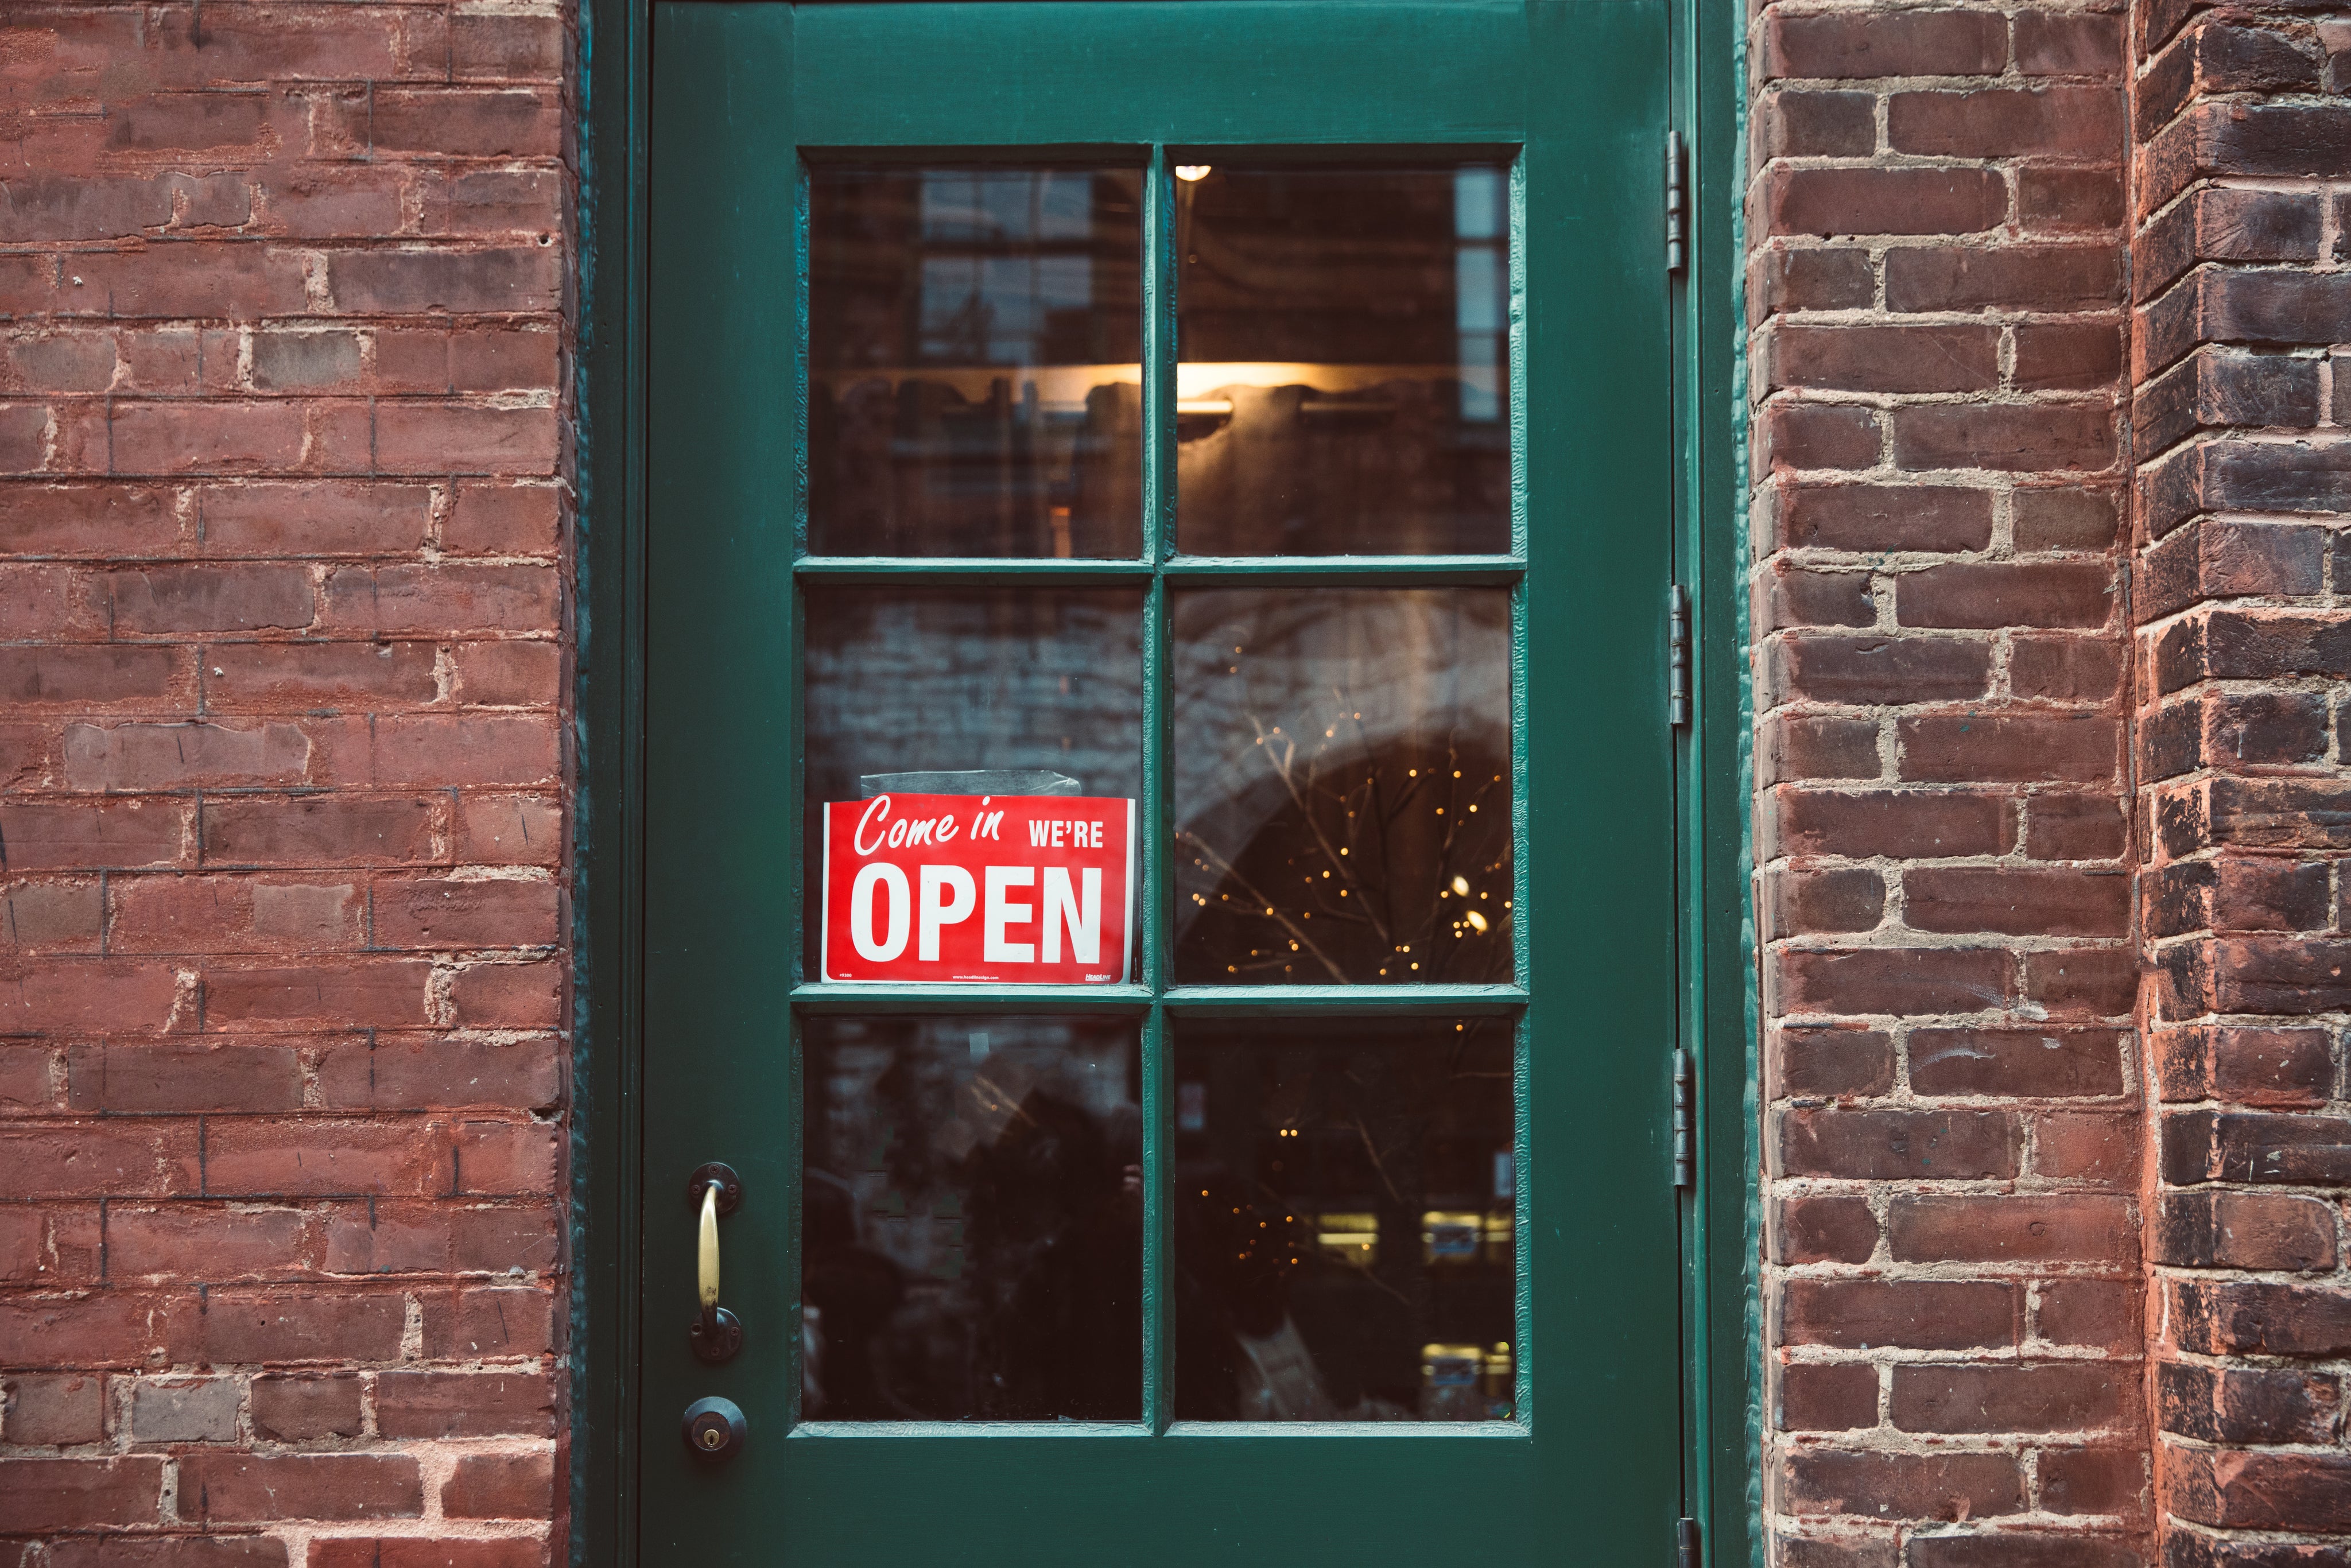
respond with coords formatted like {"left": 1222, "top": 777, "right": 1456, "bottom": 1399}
{"left": 571, "top": 1, "right": 1754, "bottom": 1561}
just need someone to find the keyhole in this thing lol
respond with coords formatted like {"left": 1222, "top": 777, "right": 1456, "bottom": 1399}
{"left": 699, "top": 1425, "right": 724, "bottom": 1450}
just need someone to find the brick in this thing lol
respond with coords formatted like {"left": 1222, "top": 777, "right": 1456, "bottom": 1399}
{"left": 1773, "top": 946, "right": 2012, "bottom": 1015}
{"left": 2139, "top": 516, "right": 2325, "bottom": 621}
{"left": 2020, "top": 167, "right": 2125, "bottom": 231}
{"left": 46, "top": 1538, "right": 291, "bottom": 1567}
{"left": 1761, "top": 324, "right": 2000, "bottom": 395}
{"left": 201, "top": 1117, "right": 449, "bottom": 1197}
{"left": 2015, "top": 321, "right": 2124, "bottom": 393}
{"left": 0, "top": 956, "right": 184, "bottom": 1033}
{"left": 1780, "top": 1450, "right": 2024, "bottom": 1522}
{"left": 2159, "top": 1361, "right": 2343, "bottom": 1446}
{"left": 2037, "top": 1445, "right": 2145, "bottom": 1518}
{"left": 1749, "top": 248, "right": 1876, "bottom": 317}
{"left": 1887, "top": 88, "right": 2122, "bottom": 158}
{"left": 2, "top": 878, "right": 104, "bottom": 950}
{"left": 327, "top": 248, "right": 560, "bottom": 316}
{"left": 2142, "top": 269, "right": 2351, "bottom": 379}
{"left": 63, "top": 721, "right": 321, "bottom": 791}
{"left": 202, "top": 795, "right": 442, "bottom": 869}
{"left": 1890, "top": 1194, "right": 2138, "bottom": 1264}
{"left": 203, "top": 960, "right": 433, "bottom": 1030}
{"left": 1891, "top": 1363, "right": 2125, "bottom": 1434}
{"left": 2165, "top": 1108, "right": 2351, "bottom": 1185}
{"left": 2032, "top": 1109, "right": 2136, "bottom": 1181}
{"left": 2019, "top": 946, "right": 2134, "bottom": 1017}
{"left": 1756, "top": 89, "right": 1879, "bottom": 158}
{"left": 1884, "top": 246, "right": 2122, "bottom": 312}
{"left": 198, "top": 480, "right": 435, "bottom": 557}
{"left": 321, "top": 1200, "right": 558, "bottom": 1278}
{"left": 1762, "top": 168, "right": 2008, "bottom": 239}
{"left": 1774, "top": 1194, "right": 1880, "bottom": 1264}
{"left": 1775, "top": 484, "right": 1994, "bottom": 552}
{"left": 2009, "top": 635, "right": 2121, "bottom": 701}
{"left": 127, "top": 1376, "right": 242, "bottom": 1443}
{"left": 371, "top": 715, "right": 561, "bottom": 787}
{"left": 107, "top": 1205, "right": 309, "bottom": 1281}
{"left": 205, "top": 642, "right": 440, "bottom": 708}
{"left": 1907, "top": 1027, "right": 2124, "bottom": 1096}
{"left": 0, "top": 1121, "right": 199, "bottom": 1198}
{"left": 2158, "top": 1191, "right": 2338, "bottom": 1272}
{"left": 1903, "top": 867, "right": 2128, "bottom": 937}
{"left": 1758, "top": 714, "right": 1884, "bottom": 784}
{"left": 2153, "top": 1026, "right": 2336, "bottom": 1106}
{"left": 320, "top": 565, "right": 559, "bottom": 636}
{"left": 2038, "top": 1279, "right": 2137, "bottom": 1352}
{"left": 2137, "top": 349, "right": 2323, "bottom": 461}
{"left": 2143, "top": 103, "right": 2351, "bottom": 217}
{"left": 2012, "top": 488, "right": 2119, "bottom": 552}
{"left": 1906, "top": 1538, "right": 2139, "bottom": 1568}
{"left": 373, "top": 403, "right": 560, "bottom": 476}
{"left": 315, "top": 1037, "right": 560, "bottom": 1113}
{"left": 2017, "top": 11, "right": 2124, "bottom": 74}
{"left": 1770, "top": 634, "right": 1993, "bottom": 705}
{"left": 3, "top": 1371, "right": 106, "bottom": 1445}
{"left": 251, "top": 1375, "right": 366, "bottom": 1441}
{"left": 1779, "top": 1108, "right": 2020, "bottom": 1179}
{"left": 2171, "top": 1278, "right": 2351, "bottom": 1357}
{"left": 0, "top": 1457, "right": 165, "bottom": 1531}
{"left": 181, "top": 1452, "right": 423, "bottom": 1524}
{"left": 456, "top": 794, "right": 562, "bottom": 866}
{"left": 1759, "top": 10, "right": 2008, "bottom": 79}
{"left": 191, "top": 1289, "right": 408, "bottom": 1365}
{"left": 451, "top": 640, "right": 562, "bottom": 705}
{"left": 1758, "top": 406, "right": 1882, "bottom": 478}
{"left": 1779, "top": 1361, "right": 1879, "bottom": 1432}
{"left": 1899, "top": 715, "right": 2117, "bottom": 783}
{"left": 1772, "top": 789, "right": 2009, "bottom": 858}
{"left": 441, "top": 1449, "right": 556, "bottom": 1520}
{"left": 420, "top": 1286, "right": 553, "bottom": 1359}
{"left": 1890, "top": 403, "right": 2116, "bottom": 475}
{"left": 1772, "top": 1026, "right": 1896, "bottom": 1099}
{"left": 1, "top": 643, "right": 190, "bottom": 708}
{"left": 2135, "top": 189, "right": 2323, "bottom": 303}
{"left": 376, "top": 1369, "right": 554, "bottom": 1438}
{"left": 109, "top": 874, "right": 365, "bottom": 957}
{"left": 2169, "top": 1449, "right": 2351, "bottom": 1534}
{"left": 446, "top": 483, "right": 561, "bottom": 555}
{"left": 65, "top": 1042, "right": 304, "bottom": 1113}
{"left": 311, "top": 1544, "right": 548, "bottom": 1568}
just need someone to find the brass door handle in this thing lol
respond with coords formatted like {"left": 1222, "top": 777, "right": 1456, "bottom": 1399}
{"left": 687, "top": 1162, "right": 744, "bottom": 1364}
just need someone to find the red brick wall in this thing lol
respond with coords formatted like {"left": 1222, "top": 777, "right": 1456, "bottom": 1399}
{"left": 0, "top": 4, "right": 572, "bottom": 1563}
{"left": 2129, "top": 0, "right": 2351, "bottom": 1560}
{"left": 1749, "top": 0, "right": 2149, "bottom": 1559}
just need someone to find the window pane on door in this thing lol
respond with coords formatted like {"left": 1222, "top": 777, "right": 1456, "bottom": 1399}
{"left": 809, "top": 166, "right": 1145, "bottom": 558}
{"left": 1171, "top": 588, "right": 1512, "bottom": 984}
{"left": 804, "top": 1015, "right": 1142, "bottom": 1420}
{"left": 802, "top": 588, "right": 1145, "bottom": 980}
{"left": 1171, "top": 1019, "right": 1515, "bottom": 1422}
{"left": 1176, "top": 164, "right": 1511, "bottom": 556}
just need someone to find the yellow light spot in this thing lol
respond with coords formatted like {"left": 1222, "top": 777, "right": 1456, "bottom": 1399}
{"left": 1466, "top": 910, "right": 1489, "bottom": 933}
{"left": 1468, "top": 804, "right": 1477, "bottom": 812}
{"left": 1452, "top": 876, "right": 1471, "bottom": 896}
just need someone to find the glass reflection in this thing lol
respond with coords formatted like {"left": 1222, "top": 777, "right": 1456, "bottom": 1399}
{"left": 1173, "top": 1020, "right": 1516, "bottom": 1422}
{"left": 809, "top": 168, "right": 1145, "bottom": 557}
{"left": 1171, "top": 589, "right": 1512, "bottom": 984}
{"left": 802, "top": 1016, "right": 1142, "bottom": 1420}
{"left": 802, "top": 589, "right": 1145, "bottom": 977}
{"left": 1176, "top": 164, "right": 1511, "bottom": 555}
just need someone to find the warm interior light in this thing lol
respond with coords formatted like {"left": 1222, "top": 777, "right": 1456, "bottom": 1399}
{"left": 1174, "top": 164, "right": 1213, "bottom": 182}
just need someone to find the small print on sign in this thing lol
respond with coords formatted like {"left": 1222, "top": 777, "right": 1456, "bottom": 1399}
{"left": 821, "top": 793, "right": 1136, "bottom": 985}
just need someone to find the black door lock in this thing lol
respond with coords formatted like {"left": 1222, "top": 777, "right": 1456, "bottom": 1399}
{"left": 682, "top": 1396, "right": 747, "bottom": 1464}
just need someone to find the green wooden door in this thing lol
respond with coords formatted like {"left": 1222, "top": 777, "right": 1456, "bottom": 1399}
{"left": 640, "top": 3, "right": 1681, "bottom": 1561}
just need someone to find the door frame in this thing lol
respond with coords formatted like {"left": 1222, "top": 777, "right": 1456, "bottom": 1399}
{"left": 570, "top": 1, "right": 1754, "bottom": 1562}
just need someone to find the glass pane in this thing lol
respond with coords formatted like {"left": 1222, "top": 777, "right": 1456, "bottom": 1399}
{"left": 803, "top": 1015, "right": 1142, "bottom": 1420}
{"left": 1171, "top": 589, "right": 1512, "bottom": 984}
{"left": 1172, "top": 1019, "right": 1516, "bottom": 1422}
{"left": 808, "top": 167, "right": 1145, "bottom": 557}
{"left": 802, "top": 588, "right": 1144, "bottom": 980}
{"left": 1175, "top": 164, "right": 1511, "bottom": 556}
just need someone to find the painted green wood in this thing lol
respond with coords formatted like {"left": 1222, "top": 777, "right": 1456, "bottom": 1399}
{"left": 638, "top": 2, "right": 1683, "bottom": 1562}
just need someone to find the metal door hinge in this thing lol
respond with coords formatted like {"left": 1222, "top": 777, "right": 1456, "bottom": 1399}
{"left": 1667, "top": 583, "right": 1691, "bottom": 728}
{"left": 1671, "top": 1049, "right": 1695, "bottom": 1189}
{"left": 1677, "top": 1516, "right": 1701, "bottom": 1568}
{"left": 1665, "top": 131, "right": 1688, "bottom": 274}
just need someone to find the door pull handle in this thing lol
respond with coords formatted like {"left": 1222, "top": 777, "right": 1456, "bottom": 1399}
{"left": 687, "top": 1162, "right": 744, "bottom": 1364}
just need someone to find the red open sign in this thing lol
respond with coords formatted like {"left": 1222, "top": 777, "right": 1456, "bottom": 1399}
{"left": 820, "top": 793, "right": 1136, "bottom": 984}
